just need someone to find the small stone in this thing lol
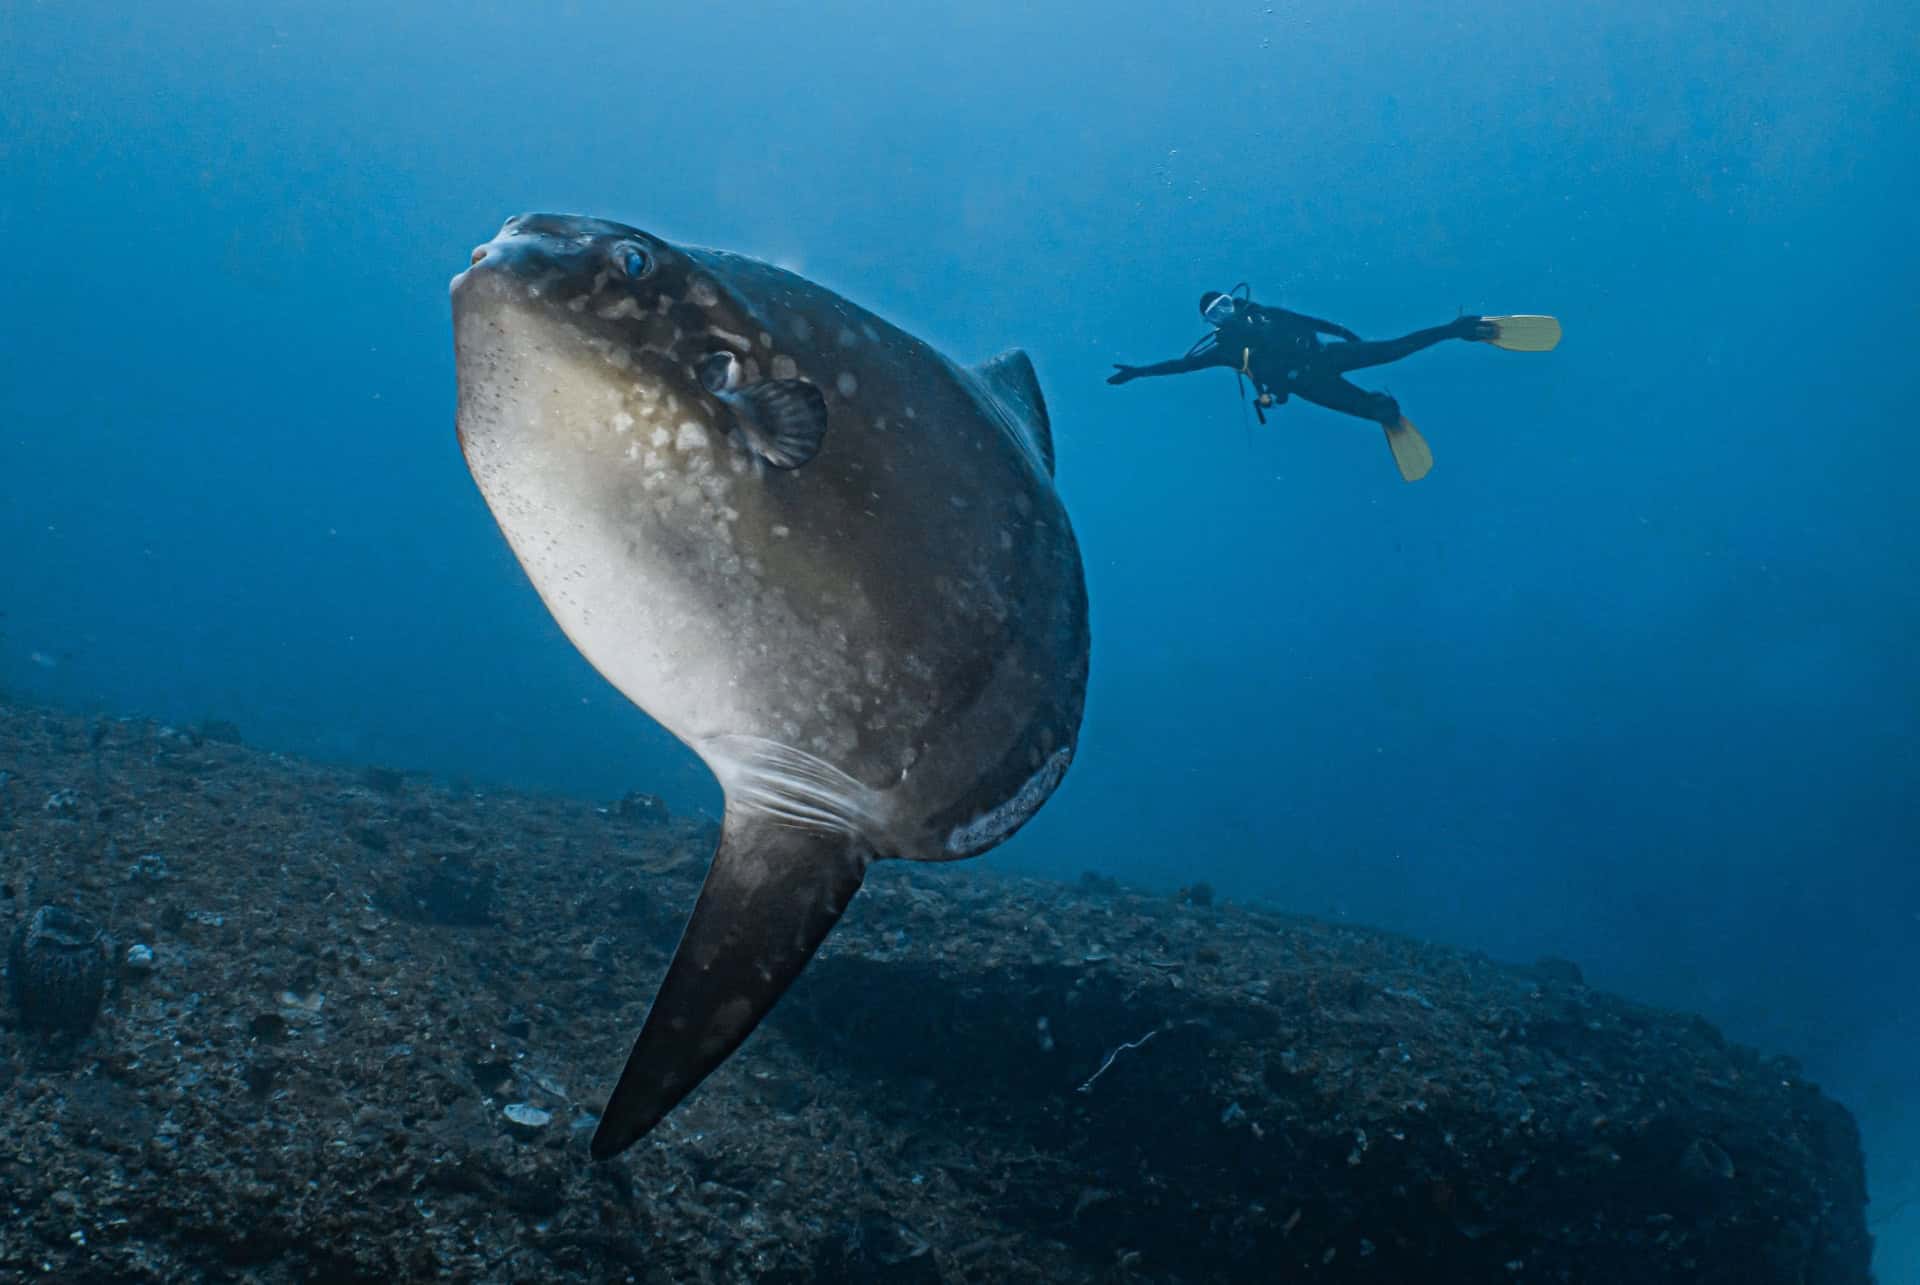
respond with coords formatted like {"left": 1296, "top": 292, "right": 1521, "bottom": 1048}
{"left": 503, "top": 1103, "right": 552, "bottom": 1138}
{"left": 277, "top": 991, "right": 324, "bottom": 1026}
{"left": 470, "top": 1058, "right": 513, "bottom": 1093}
{"left": 124, "top": 943, "right": 156, "bottom": 973}
{"left": 1679, "top": 1136, "right": 1737, "bottom": 1185}
{"left": 608, "top": 790, "right": 670, "bottom": 827}
{"left": 360, "top": 766, "right": 407, "bottom": 795}
{"left": 196, "top": 718, "right": 243, "bottom": 744}
{"left": 1176, "top": 882, "right": 1215, "bottom": 908}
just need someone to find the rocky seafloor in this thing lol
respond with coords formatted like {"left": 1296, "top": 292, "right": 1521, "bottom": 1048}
{"left": 0, "top": 702, "right": 1875, "bottom": 1283}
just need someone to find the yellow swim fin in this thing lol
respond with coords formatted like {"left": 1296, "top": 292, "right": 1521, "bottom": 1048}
{"left": 1383, "top": 416, "right": 1433, "bottom": 483}
{"left": 1480, "top": 314, "right": 1562, "bottom": 352}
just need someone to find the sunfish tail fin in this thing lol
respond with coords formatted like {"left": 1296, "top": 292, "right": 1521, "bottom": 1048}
{"left": 1384, "top": 416, "right": 1434, "bottom": 482}
{"left": 590, "top": 808, "right": 871, "bottom": 1160}
{"left": 1479, "top": 314, "right": 1562, "bottom": 352}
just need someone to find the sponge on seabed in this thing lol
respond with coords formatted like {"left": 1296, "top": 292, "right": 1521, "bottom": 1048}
{"left": 8, "top": 904, "right": 109, "bottom": 1034}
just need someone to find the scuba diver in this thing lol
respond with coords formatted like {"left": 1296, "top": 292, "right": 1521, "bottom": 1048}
{"left": 1106, "top": 285, "right": 1561, "bottom": 481}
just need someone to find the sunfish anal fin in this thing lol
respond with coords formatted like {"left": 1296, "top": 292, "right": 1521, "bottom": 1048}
{"left": 589, "top": 807, "right": 871, "bottom": 1160}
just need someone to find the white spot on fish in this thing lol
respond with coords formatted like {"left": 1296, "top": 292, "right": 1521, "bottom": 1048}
{"left": 612, "top": 412, "right": 634, "bottom": 434}
{"left": 690, "top": 278, "right": 719, "bottom": 307}
{"left": 790, "top": 316, "right": 813, "bottom": 343}
{"left": 598, "top": 297, "right": 643, "bottom": 320}
{"left": 771, "top": 355, "right": 798, "bottom": 380}
{"left": 651, "top": 427, "right": 671, "bottom": 447}
{"left": 836, "top": 372, "right": 858, "bottom": 398}
{"left": 707, "top": 325, "right": 752, "bottom": 351}
{"left": 771, "top": 524, "right": 791, "bottom": 538}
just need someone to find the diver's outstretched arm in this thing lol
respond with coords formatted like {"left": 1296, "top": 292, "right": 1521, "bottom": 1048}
{"left": 1107, "top": 348, "right": 1236, "bottom": 384}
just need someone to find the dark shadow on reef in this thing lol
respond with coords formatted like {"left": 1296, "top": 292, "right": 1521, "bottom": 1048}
{"left": 774, "top": 935, "right": 1871, "bottom": 1284}
{"left": 0, "top": 701, "right": 1876, "bottom": 1284}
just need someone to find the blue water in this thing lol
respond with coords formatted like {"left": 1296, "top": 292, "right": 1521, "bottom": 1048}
{"left": 4, "top": 0, "right": 1914, "bottom": 1272}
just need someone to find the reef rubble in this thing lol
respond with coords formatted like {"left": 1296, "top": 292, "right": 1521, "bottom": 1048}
{"left": 0, "top": 703, "right": 1874, "bottom": 1283}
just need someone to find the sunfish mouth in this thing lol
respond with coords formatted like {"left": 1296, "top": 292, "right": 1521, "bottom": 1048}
{"left": 452, "top": 214, "right": 615, "bottom": 296}
{"left": 448, "top": 241, "right": 498, "bottom": 295}
{"left": 450, "top": 222, "right": 547, "bottom": 295}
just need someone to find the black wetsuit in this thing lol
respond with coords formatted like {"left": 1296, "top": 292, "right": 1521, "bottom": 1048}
{"left": 1110, "top": 301, "right": 1486, "bottom": 427}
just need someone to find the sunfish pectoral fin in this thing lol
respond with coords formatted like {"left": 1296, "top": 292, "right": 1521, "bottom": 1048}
{"left": 732, "top": 379, "right": 830, "bottom": 469}
{"left": 589, "top": 807, "right": 871, "bottom": 1160}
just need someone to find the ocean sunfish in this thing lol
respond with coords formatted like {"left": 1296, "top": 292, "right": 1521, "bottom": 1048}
{"left": 449, "top": 214, "right": 1090, "bottom": 1160}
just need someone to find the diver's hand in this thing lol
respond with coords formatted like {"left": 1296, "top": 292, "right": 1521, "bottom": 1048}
{"left": 1107, "top": 364, "right": 1139, "bottom": 385}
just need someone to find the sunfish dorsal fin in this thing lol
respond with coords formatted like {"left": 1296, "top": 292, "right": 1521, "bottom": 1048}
{"left": 589, "top": 807, "right": 871, "bottom": 1160}
{"left": 973, "top": 349, "right": 1055, "bottom": 476}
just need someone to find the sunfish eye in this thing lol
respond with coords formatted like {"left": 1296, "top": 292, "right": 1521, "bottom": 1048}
{"left": 697, "top": 351, "right": 740, "bottom": 395}
{"left": 618, "top": 244, "right": 653, "bottom": 278}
